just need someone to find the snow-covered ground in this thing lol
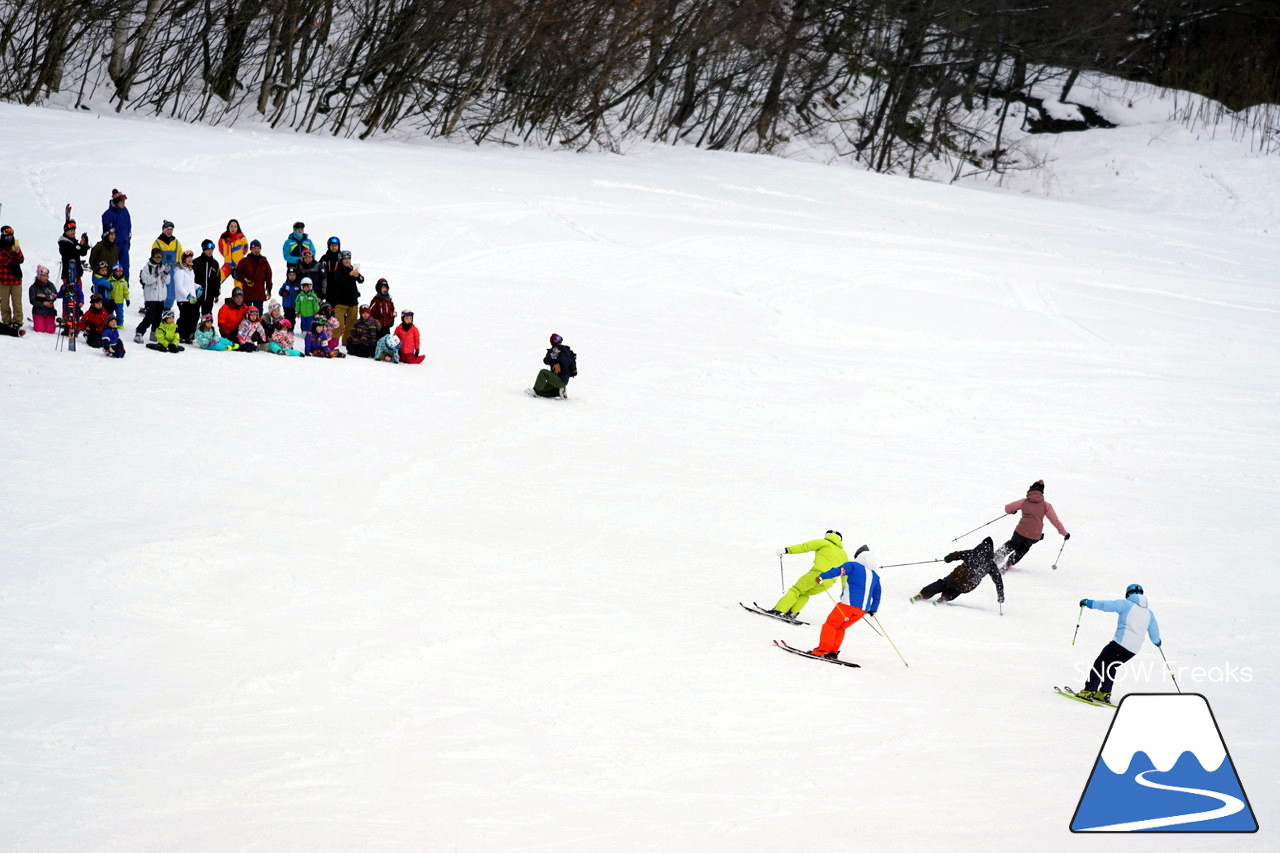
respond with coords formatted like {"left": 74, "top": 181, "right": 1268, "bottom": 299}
{"left": 1, "top": 101, "right": 1277, "bottom": 852}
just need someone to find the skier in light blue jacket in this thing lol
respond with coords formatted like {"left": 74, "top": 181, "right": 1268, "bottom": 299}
{"left": 1077, "top": 583, "right": 1161, "bottom": 704}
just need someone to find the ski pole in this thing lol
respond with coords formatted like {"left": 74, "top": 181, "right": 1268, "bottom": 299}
{"left": 1158, "top": 645, "right": 1181, "bottom": 693}
{"left": 779, "top": 554, "right": 785, "bottom": 593}
{"left": 871, "top": 615, "right": 908, "bottom": 668}
{"left": 1051, "top": 539, "right": 1067, "bottom": 570}
{"left": 880, "top": 559, "right": 943, "bottom": 569}
{"left": 952, "top": 514, "right": 1007, "bottom": 542}
{"left": 1071, "top": 604, "right": 1083, "bottom": 645}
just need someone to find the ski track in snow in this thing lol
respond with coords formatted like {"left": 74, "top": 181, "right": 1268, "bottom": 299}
{"left": 0, "top": 102, "right": 1277, "bottom": 853}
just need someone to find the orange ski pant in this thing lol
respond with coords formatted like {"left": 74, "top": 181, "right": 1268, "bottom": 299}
{"left": 815, "top": 603, "right": 866, "bottom": 654}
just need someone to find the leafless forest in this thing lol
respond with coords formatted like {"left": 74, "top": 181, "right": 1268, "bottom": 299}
{"left": 2, "top": 0, "right": 1277, "bottom": 173}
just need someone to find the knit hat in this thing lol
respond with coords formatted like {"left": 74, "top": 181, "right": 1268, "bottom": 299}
{"left": 162, "top": 220, "right": 174, "bottom": 230}
{"left": 1029, "top": 480, "right": 1045, "bottom": 493}
{"left": 111, "top": 189, "right": 127, "bottom": 202}
{"left": 249, "top": 239, "right": 262, "bottom": 249}
{"left": 36, "top": 264, "right": 49, "bottom": 276}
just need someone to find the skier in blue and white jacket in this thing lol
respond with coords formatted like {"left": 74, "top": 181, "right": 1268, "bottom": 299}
{"left": 807, "top": 545, "right": 882, "bottom": 660}
{"left": 1077, "top": 583, "right": 1161, "bottom": 704}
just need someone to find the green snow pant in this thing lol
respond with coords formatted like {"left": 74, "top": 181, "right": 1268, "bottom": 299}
{"left": 772, "top": 569, "right": 837, "bottom": 615}
{"left": 533, "top": 369, "right": 566, "bottom": 397}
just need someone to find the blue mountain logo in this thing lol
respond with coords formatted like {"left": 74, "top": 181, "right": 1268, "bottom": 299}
{"left": 1071, "top": 693, "right": 1258, "bottom": 832}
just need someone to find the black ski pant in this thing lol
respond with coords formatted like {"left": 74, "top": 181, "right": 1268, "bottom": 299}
{"left": 198, "top": 288, "right": 220, "bottom": 320}
{"left": 136, "top": 300, "right": 163, "bottom": 336}
{"left": 146, "top": 343, "right": 184, "bottom": 353}
{"left": 177, "top": 302, "right": 199, "bottom": 341}
{"left": 919, "top": 578, "right": 962, "bottom": 601}
{"left": 997, "top": 532, "right": 1038, "bottom": 568}
{"left": 1084, "top": 641, "right": 1135, "bottom": 694}
{"left": 347, "top": 342, "right": 375, "bottom": 358}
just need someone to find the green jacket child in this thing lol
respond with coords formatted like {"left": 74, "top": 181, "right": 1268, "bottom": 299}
{"left": 769, "top": 531, "right": 850, "bottom": 618}
{"left": 109, "top": 271, "right": 129, "bottom": 306}
{"left": 295, "top": 287, "right": 319, "bottom": 318}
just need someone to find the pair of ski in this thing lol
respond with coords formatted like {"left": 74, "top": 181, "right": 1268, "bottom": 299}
{"left": 739, "top": 602, "right": 861, "bottom": 668}
{"left": 1053, "top": 686, "right": 1114, "bottom": 709}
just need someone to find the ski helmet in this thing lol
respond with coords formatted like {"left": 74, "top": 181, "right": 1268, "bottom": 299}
{"left": 549, "top": 333, "right": 563, "bottom": 345}
{"left": 161, "top": 309, "right": 175, "bottom": 321}
{"left": 319, "top": 302, "right": 332, "bottom": 313}
{"left": 1125, "top": 583, "right": 1143, "bottom": 598}
{"left": 825, "top": 530, "right": 842, "bottom": 541}
{"left": 386, "top": 335, "right": 402, "bottom": 350}
{"left": 300, "top": 277, "right": 313, "bottom": 287}
{"left": 231, "top": 287, "right": 244, "bottom": 298}
{"left": 280, "top": 318, "right": 293, "bottom": 330}
{"left": 201, "top": 239, "right": 215, "bottom": 250}
{"left": 268, "top": 300, "right": 281, "bottom": 313}
{"left": 854, "top": 544, "right": 870, "bottom": 559}
{"left": 111, "top": 263, "right": 124, "bottom": 272}
{"left": 339, "top": 250, "right": 352, "bottom": 259}
{"left": 359, "top": 304, "right": 371, "bottom": 313}
{"left": 200, "top": 313, "right": 214, "bottom": 325}
{"left": 401, "top": 310, "right": 414, "bottom": 320}
{"left": 327, "top": 236, "right": 340, "bottom": 246}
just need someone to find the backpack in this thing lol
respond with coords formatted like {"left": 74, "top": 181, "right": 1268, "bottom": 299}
{"left": 560, "top": 346, "right": 578, "bottom": 378}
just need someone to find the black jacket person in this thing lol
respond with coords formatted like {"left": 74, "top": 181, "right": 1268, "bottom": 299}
{"left": 911, "top": 536, "right": 1005, "bottom": 606}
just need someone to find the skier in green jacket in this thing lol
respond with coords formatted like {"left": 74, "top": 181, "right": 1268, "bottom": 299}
{"left": 767, "top": 531, "right": 849, "bottom": 621}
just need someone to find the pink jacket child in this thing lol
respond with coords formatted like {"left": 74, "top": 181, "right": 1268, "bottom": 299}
{"left": 997, "top": 479, "right": 1068, "bottom": 569}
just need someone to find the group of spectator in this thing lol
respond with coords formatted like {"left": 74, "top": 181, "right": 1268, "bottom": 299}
{"left": 0, "top": 190, "right": 424, "bottom": 363}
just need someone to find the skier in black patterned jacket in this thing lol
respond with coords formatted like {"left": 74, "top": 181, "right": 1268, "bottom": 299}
{"left": 910, "top": 535, "right": 1005, "bottom": 607}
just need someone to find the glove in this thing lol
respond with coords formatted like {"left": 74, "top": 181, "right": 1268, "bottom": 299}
{"left": 776, "top": 548, "right": 787, "bottom": 557}
{"left": 1064, "top": 533, "right": 1071, "bottom": 540}
{"left": 1155, "top": 641, "right": 1161, "bottom": 647}
{"left": 1079, "top": 599, "right": 1089, "bottom": 607}
{"left": 866, "top": 612, "right": 876, "bottom": 618}
{"left": 943, "top": 551, "right": 959, "bottom": 562}
{"left": 998, "top": 595, "right": 1005, "bottom": 604}
{"left": 126, "top": 299, "right": 131, "bottom": 306}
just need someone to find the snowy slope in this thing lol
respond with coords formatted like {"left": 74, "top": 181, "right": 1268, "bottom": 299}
{"left": 0, "top": 103, "right": 1277, "bottom": 852}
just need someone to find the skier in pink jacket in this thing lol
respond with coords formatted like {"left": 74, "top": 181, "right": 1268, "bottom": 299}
{"left": 996, "top": 479, "right": 1068, "bottom": 570}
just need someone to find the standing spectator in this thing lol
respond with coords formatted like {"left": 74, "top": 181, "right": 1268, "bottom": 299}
{"left": 91, "top": 261, "right": 114, "bottom": 317}
{"left": 282, "top": 222, "right": 316, "bottom": 266}
{"left": 0, "top": 224, "right": 24, "bottom": 328}
{"left": 235, "top": 239, "right": 272, "bottom": 311}
{"left": 79, "top": 294, "right": 110, "bottom": 347}
{"left": 294, "top": 246, "right": 326, "bottom": 301}
{"left": 101, "top": 190, "right": 132, "bottom": 279}
{"left": 277, "top": 266, "right": 301, "bottom": 326}
{"left": 218, "top": 219, "right": 248, "bottom": 281}
{"left": 58, "top": 209, "right": 90, "bottom": 313}
{"left": 108, "top": 263, "right": 130, "bottom": 327}
{"left": 89, "top": 228, "right": 119, "bottom": 275}
{"left": 151, "top": 220, "right": 183, "bottom": 311}
{"left": 369, "top": 278, "right": 396, "bottom": 339}
{"left": 134, "top": 248, "right": 167, "bottom": 343}
{"left": 28, "top": 265, "right": 58, "bottom": 334}
{"left": 217, "top": 287, "right": 250, "bottom": 340}
{"left": 173, "top": 250, "right": 201, "bottom": 342}
{"left": 194, "top": 239, "right": 222, "bottom": 319}
{"left": 319, "top": 236, "right": 343, "bottom": 277}
{"left": 394, "top": 310, "right": 424, "bottom": 365}
{"left": 328, "top": 251, "right": 364, "bottom": 345}
{"left": 295, "top": 278, "right": 320, "bottom": 334}
{"left": 996, "top": 480, "right": 1069, "bottom": 571}
{"left": 347, "top": 305, "right": 380, "bottom": 358}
